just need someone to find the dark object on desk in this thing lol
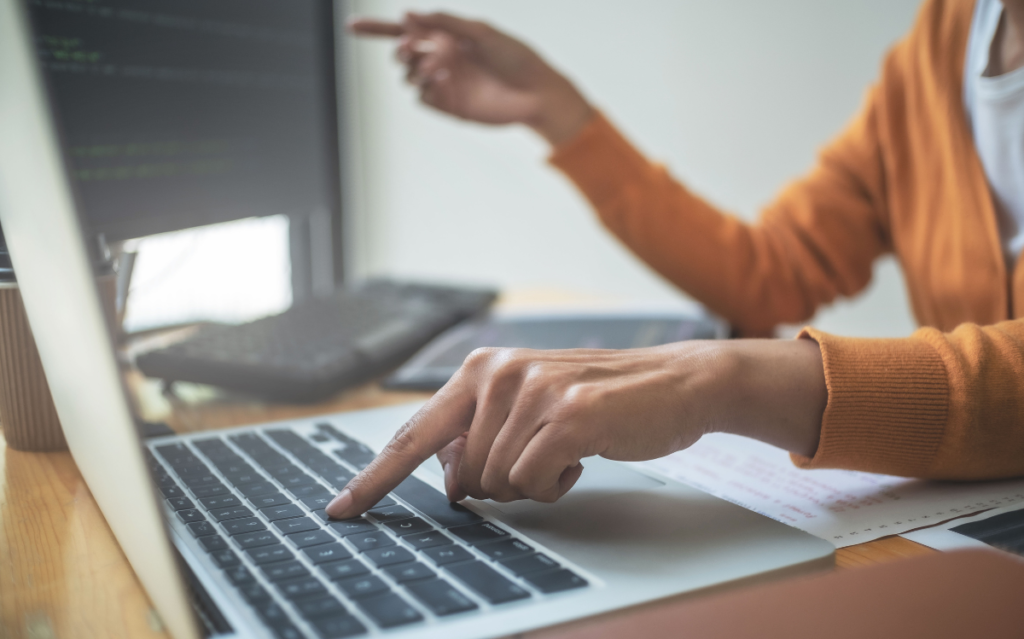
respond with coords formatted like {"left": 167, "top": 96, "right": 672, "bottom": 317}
{"left": 952, "top": 507, "right": 1024, "bottom": 555}
{"left": 135, "top": 279, "right": 497, "bottom": 402}
{"left": 385, "top": 311, "right": 728, "bottom": 391}
{"left": 535, "top": 549, "right": 1024, "bottom": 639}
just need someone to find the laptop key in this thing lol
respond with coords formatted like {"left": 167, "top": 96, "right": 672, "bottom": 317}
{"left": 248, "top": 492, "right": 292, "bottom": 509}
{"left": 391, "top": 476, "right": 483, "bottom": 528}
{"left": 288, "top": 485, "right": 330, "bottom": 499}
{"left": 403, "top": 531, "right": 453, "bottom": 551}
{"left": 346, "top": 531, "right": 395, "bottom": 553}
{"left": 233, "top": 530, "right": 279, "bottom": 549}
{"left": 237, "top": 481, "right": 278, "bottom": 497}
{"left": 310, "top": 613, "right": 367, "bottom": 639}
{"left": 261, "top": 504, "right": 305, "bottom": 521}
{"left": 238, "top": 581, "right": 271, "bottom": 603}
{"left": 500, "top": 553, "right": 559, "bottom": 576}
{"left": 523, "top": 568, "right": 588, "bottom": 593}
{"left": 384, "top": 517, "right": 433, "bottom": 537}
{"left": 166, "top": 496, "right": 195, "bottom": 511}
{"left": 256, "top": 601, "right": 292, "bottom": 626}
{"left": 190, "top": 483, "right": 230, "bottom": 498}
{"left": 366, "top": 504, "right": 414, "bottom": 524}
{"left": 420, "top": 545, "right": 473, "bottom": 566}
{"left": 448, "top": 522, "right": 509, "bottom": 546}
{"left": 383, "top": 562, "right": 436, "bottom": 583}
{"left": 224, "top": 565, "right": 255, "bottom": 585}
{"left": 270, "top": 622, "right": 303, "bottom": 639}
{"left": 187, "top": 521, "right": 218, "bottom": 537}
{"left": 210, "top": 506, "right": 254, "bottom": 522}
{"left": 160, "top": 485, "right": 185, "bottom": 499}
{"left": 445, "top": 560, "right": 531, "bottom": 604}
{"left": 177, "top": 509, "right": 206, "bottom": 524}
{"left": 262, "top": 560, "right": 310, "bottom": 583}
{"left": 287, "top": 529, "right": 335, "bottom": 548}
{"left": 225, "top": 472, "right": 264, "bottom": 485}
{"left": 294, "top": 595, "right": 348, "bottom": 620}
{"left": 279, "top": 474, "right": 319, "bottom": 489}
{"left": 302, "top": 543, "right": 352, "bottom": 565}
{"left": 277, "top": 576, "right": 328, "bottom": 600}
{"left": 210, "top": 549, "right": 240, "bottom": 568}
{"left": 198, "top": 535, "right": 229, "bottom": 552}
{"left": 274, "top": 517, "right": 320, "bottom": 535}
{"left": 215, "top": 462, "right": 255, "bottom": 476}
{"left": 404, "top": 578, "right": 478, "bottom": 616}
{"left": 356, "top": 592, "right": 423, "bottom": 628}
{"left": 335, "top": 574, "right": 388, "bottom": 599}
{"left": 247, "top": 544, "right": 294, "bottom": 565}
{"left": 302, "top": 494, "right": 333, "bottom": 510}
{"left": 181, "top": 474, "right": 221, "bottom": 487}
{"left": 319, "top": 558, "right": 369, "bottom": 581}
{"left": 200, "top": 494, "right": 242, "bottom": 510}
{"left": 222, "top": 517, "right": 266, "bottom": 536}
{"left": 324, "top": 517, "right": 376, "bottom": 536}
{"left": 363, "top": 546, "right": 415, "bottom": 568}
{"left": 477, "top": 538, "right": 533, "bottom": 561}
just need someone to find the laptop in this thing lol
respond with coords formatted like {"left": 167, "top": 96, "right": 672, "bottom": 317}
{"left": 0, "top": 2, "right": 833, "bottom": 638}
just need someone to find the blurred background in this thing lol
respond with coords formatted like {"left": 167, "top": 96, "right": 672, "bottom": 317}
{"left": 126, "top": 0, "right": 921, "bottom": 338}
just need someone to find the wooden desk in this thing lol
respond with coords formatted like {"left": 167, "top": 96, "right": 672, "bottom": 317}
{"left": 0, "top": 380, "right": 934, "bottom": 639}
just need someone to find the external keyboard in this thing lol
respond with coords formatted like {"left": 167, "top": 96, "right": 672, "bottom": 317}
{"left": 147, "top": 423, "right": 587, "bottom": 638}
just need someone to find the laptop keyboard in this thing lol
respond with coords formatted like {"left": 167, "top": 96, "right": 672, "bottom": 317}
{"left": 146, "top": 423, "right": 587, "bottom": 638}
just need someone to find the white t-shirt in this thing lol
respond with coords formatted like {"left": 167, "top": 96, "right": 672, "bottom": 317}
{"left": 964, "top": 0, "right": 1024, "bottom": 267}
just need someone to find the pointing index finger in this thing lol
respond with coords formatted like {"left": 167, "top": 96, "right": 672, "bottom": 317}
{"left": 325, "top": 379, "right": 476, "bottom": 519}
{"left": 347, "top": 18, "right": 405, "bottom": 37}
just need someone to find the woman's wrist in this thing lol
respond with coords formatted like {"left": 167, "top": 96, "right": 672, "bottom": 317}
{"left": 709, "top": 339, "right": 827, "bottom": 458}
{"left": 524, "top": 77, "right": 595, "bottom": 147}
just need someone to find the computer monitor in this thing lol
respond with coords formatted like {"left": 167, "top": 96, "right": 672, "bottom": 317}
{"left": 27, "top": 0, "right": 344, "bottom": 298}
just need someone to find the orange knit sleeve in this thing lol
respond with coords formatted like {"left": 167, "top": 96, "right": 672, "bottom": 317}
{"left": 550, "top": 97, "right": 891, "bottom": 337}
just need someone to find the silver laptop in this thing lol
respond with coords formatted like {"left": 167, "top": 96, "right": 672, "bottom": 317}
{"left": 0, "top": 3, "right": 833, "bottom": 638}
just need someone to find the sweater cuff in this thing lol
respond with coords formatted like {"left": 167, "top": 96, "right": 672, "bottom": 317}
{"left": 548, "top": 111, "right": 653, "bottom": 209}
{"left": 790, "top": 327, "right": 949, "bottom": 476}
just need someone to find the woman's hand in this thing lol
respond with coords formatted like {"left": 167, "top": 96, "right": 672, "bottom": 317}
{"left": 325, "top": 339, "right": 827, "bottom": 519}
{"left": 349, "top": 12, "right": 595, "bottom": 146}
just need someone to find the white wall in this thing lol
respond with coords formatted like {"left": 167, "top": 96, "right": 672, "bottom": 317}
{"left": 343, "top": 0, "right": 923, "bottom": 338}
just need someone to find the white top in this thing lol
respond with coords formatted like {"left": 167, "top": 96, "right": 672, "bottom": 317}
{"left": 964, "top": 0, "right": 1024, "bottom": 267}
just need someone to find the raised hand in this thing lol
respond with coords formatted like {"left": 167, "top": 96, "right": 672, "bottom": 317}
{"left": 349, "top": 12, "right": 595, "bottom": 146}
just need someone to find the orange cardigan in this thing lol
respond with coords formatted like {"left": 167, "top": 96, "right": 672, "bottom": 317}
{"left": 550, "top": 0, "right": 1024, "bottom": 480}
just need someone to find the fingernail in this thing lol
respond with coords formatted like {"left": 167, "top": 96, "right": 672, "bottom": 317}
{"left": 443, "top": 462, "right": 456, "bottom": 492}
{"left": 326, "top": 489, "right": 353, "bottom": 519}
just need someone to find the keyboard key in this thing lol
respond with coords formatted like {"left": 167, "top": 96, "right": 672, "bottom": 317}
{"left": 392, "top": 476, "right": 483, "bottom": 528}
{"left": 248, "top": 492, "right": 292, "bottom": 509}
{"left": 302, "top": 494, "right": 333, "bottom": 510}
{"left": 262, "top": 560, "right": 311, "bottom": 583}
{"left": 523, "top": 568, "right": 588, "bottom": 593}
{"left": 383, "top": 562, "right": 436, "bottom": 583}
{"left": 238, "top": 581, "right": 271, "bottom": 604}
{"left": 210, "top": 506, "right": 254, "bottom": 522}
{"left": 270, "top": 623, "right": 303, "bottom": 639}
{"left": 500, "top": 553, "right": 559, "bottom": 576}
{"left": 190, "top": 483, "right": 230, "bottom": 498}
{"left": 222, "top": 517, "right": 267, "bottom": 536}
{"left": 238, "top": 481, "right": 278, "bottom": 497}
{"left": 366, "top": 504, "right": 414, "bottom": 524}
{"left": 279, "top": 474, "right": 319, "bottom": 489}
{"left": 420, "top": 545, "right": 473, "bottom": 566}
{"left": 233, "top": 530, "right": 279, "bottom": 549}
{"left": 200, "top": 494, "right": 242, "bottom": 510}
{"left": 321, "top": 472, "right": 356, "bottom": 490}
{"left": 175, "top": 463, "right": 212, "bottom": 478}
{"left": 288, "top": 485, "right": 331, "bottom": 499}
{"left": 247, "top": 544, "right": 294, "bottom": 565}
{"left": 370, "top": 496, "right": 395, "bottom": 509}
{"left": 287, "top": 529, "right": 335, "bottom": 548}
{"left": 210, "top": 548, "right": 240, "bottom": 568}
{"left": 261, "top": 504, "right": 305, "bottom": 521}
{"left": 160, "top": 485, "right": 185, "bottom": 499}
{"left": 449, "top": 522, "right": 509, "bottom": 546}
{"left": 187, "top": 521, "right": 218, "bottom": 538}
{"left": 156, "top": 443, "right": 199, "bottom": 467}
{"left": 310, "top": 613, "right": 367, "bottom": 639}
{"left": 325, "top": 517, "right": 376, "bottom": 536}
{"left": 346, "top": 531, "right": 395, "bottom": 553}
{"left": 223, "top": 565, "right": 255, "bottom": 585}
{"left": 176, "top": 509, "right": 206, "bottom": 524}
{"left": 225, "top": 472, "right": 264, "bottom": 485}
{"left": 274, "top": 517, "right": 321, "bottom": 535}
{"left": 404, "top": 579, "right": 478, "bottom": 616}
{"left": 166, "top": 496, "right": 195, "bottom": 511}
{"left": 266, "top": 464, "right": 304, "bottom": 479}
{"left": 198, "top": 535, "right": 229, "bottom": 552}
{"left": 215, "top": 462, "right": 255, "bottom": 477}
{"left": 294, "top": 596, "right": 348, "bottom": 620}
{"left": 319, "top": 558, "right": 369, "bottom": 581}
{"left": 403, "top": 531, "right": 452, "bottom": 551}
{"left": 384, "top": 517, "right": 433, "bottom": 538}
{"left": 256, "top": 601, "right": 292, "bottom": 626}
{"left": 277, "top": 576, "right": 328, "bottom": 600}
{"left": 362, "top": 546, "right": 414, "bottom": 568}
{"left": 477, "top": 538, "right": 533, "bottom": 561}
{"left": 445, "top": 560, "right": 530, "bottom": 604}
{"left": 356, "top": 593, "right": 423, "bottom": 628}
{"left": 303, "top": 543, "right": 352, "bottom": 565}
{"left": 334, "top": 574, "right": 388, "bottom": 599}
{"left": 181, "top": 474, "right": 221, "bottom": 488}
